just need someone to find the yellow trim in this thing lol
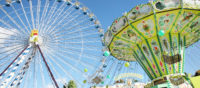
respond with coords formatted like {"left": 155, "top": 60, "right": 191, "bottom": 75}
{"left": 190, "top": 76, "right": 200, "bottom": 88}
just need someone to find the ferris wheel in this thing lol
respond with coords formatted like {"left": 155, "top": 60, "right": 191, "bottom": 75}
{"left": 0, "top": 0, "right": 104, "bottom": 88}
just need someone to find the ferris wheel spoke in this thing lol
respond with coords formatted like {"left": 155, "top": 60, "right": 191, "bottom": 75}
{"left": 40, "top": 52, "right": 66, "bottom": 85}
{"left": 46, "top": 4, "right": 75, "bottom": 34}
{"left": 51, "top": 23, "right": 95, "bottom": 38}
{"left": 0, "top": 37, "right": 26, "bottom": 43}
{"left": 49, "top": 17, "right": 95, "bottom": 33}
{"left": 22, "top": 61, "right": 33, "bottom": 88}
{"left": 8, "top": 49, "right": 34, "bottom": 88}
{"left": 46, "top": 9, "right": 82, "bottom": 34}
{"left": 51, "top": 23, "right": 92, "bottom": 38}
{"left": 46, "top": 43, "right": 101, "bottom": 62}
{"left": 0, "top": 52, "right": 21, "bottom": 69}
{"left": 33, "top": 54, "right": 37, "bottom": 88}
{"left": 58, "top": 14, "right": 91, "bottom": 28}
{"left": 41, "top": 0, "right": 58, "bottom": 32}
{"left": 38, "top": 0, "right": 49, "bottom": 32}
{"left": 0, "top": 55, "right": 31, "bottom": 87}
{"left": 0, "top": 45, "right": 28, "bottom": 77}
{"left": 43, "top": 0, "right": 58, "bottom": 24}
{"left": 52, "top": 32, "right": 99, "bottom": 43}
{"left": 45, "top": 45, "right": 98, "bottom": 71}
{"left": 45, "top": 3, "right": 76, "bottom": 33}
{"left": 195, "top": 44, "right": 200, "bottom": 49}
{"left": 109, "top": 62, "right": 121, "bottom": 84}
{"left": 51, "top": 40, "right": 101, "bottom": 46}
{"left": 48, "top": 2, "right": 66, "bottom": 24}
{"left": 36, "top": 0, "right": 41, "bottom": 29}
{"left": 46, "top": 44, "right": 102, "bottom": 60}
{"left": 17, "top": 49, "right": 37, "bottom": 88}
{"left": 45, "top": 49, "right": 82, "bottom": 87}
{"left": 0, "top": 19, "right": 13, "bottom": 28}
{"left": 37, "top": 45, "right": 59, "bottom": 88}
{"left": 0, "top": 38, "right": 25, "bottom": 44}
{"left": 0, "top": 37, "right": 25, "bottom": 41}
{"left": 0, "top": 8, "right": 27, "bottom": 35}
{"left": 28, "top": 0, "right": 35, "bottom": 29}
{"left": 0, "top": 45, "right": 25, "bottom": 52}
{"left": 19, "top": 1, "right": 32, "bottom": 31}
{"left": 50, "top": 36, "right": 101, "bottom": 44}
{"left": 0, "top": 41, "right": 25, "bottom": 46}
{"left": 44, "top": 55, "right": 84, "bottom": 88}
{"left": 52, "top": 44, "right": 101, "bottom": 53}
{"left": 11, "top": 69, "right": 28, "bottom": 88}
{"left": 47, "top": 44, "right": 102, "bottom": 57}
{"left": 37, "top": 53, "right": 47, "bottom": 88}
{"left": 47, "top": 43, "right": 102, "bottom": 57}
{"left": 48, "top": 40, "right": 101, "bottom": 48}
{"left": 43, "top": 2, "right": 67, "bottom": 33}
{"left": 0, "top": 20, "right": 25, "bottom": 37}
{"left": 0, "top": 36, "right": 26, "bottom": 42}
{"left": 44, "top": 45, "right": 88, "bottom": 77}
{"left": 104, "top": 60, "right": 114, "bottom": 76}
{"left": 0, "top": 47, "right": 24, "bottom": 60}
{"left": 0, "top": 46, "right": 32, "bottom": 74}
{"left": 10, "top": 4, "right": 30, "bottom": 34}
{"left": 37, "top": 56, "right": 57, "bottom": 88}
{"left": 0, "top": 45, "right": 24, "bottom": 61}
{"left": 102, "top": 60, "right": 116, "bottom": 84}
{"left": 46, "top": 63, "right": 65, "bottom": 85}
{"left": 0, "top": 45, "right": 25, "bottom": 56}
{"left": 53, "top": 33, "right": 100, "bottom": 42}
{"left": 57, "top": 20, "right": 95, "bottom": 34}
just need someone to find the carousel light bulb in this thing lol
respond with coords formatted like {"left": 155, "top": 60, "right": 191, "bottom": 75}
{"left": 104, "top": 51, "right": 110, "bottom": 57}
{"left": 158, "top": 30, "right": 165, "bottom": 36}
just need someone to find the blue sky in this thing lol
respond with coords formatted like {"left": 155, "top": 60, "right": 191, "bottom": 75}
{"left": 79, "top": 0, "right": 149, "bottom": 30}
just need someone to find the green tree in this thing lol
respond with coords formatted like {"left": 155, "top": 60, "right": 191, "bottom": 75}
{"left": 67, "top": 80, "right": 77, "bottom": 88}
{"left": 63, "top": 83, "right": 67, "bottom": 88}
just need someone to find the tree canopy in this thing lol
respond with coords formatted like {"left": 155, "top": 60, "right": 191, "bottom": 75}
{"left": 63, "top": 80, "right": 77, "bottom": 88}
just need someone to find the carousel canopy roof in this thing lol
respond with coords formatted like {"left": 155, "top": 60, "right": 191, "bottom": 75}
{"left": 104, "top": 0, "right": 200, "bottom": 62}
{"left": 104, "top": 0, "right": 200, "bottom": 79}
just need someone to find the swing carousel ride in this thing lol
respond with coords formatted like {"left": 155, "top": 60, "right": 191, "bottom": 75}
{"left": 103, "top": 0, "right": 200, "bottom": 87}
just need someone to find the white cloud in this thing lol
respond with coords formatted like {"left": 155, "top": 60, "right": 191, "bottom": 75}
{"left": 0, "top": 27, "right": 23, "bottom": 54}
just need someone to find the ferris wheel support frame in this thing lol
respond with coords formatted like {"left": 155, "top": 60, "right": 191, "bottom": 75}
{"left": 0, "top": 45, "right": 29, "bottom": 77}
{"left": 0, "top": 44, "right": 59, "bottom": 88}
{"left": 37, "top": 45, "right": 59, "bottom": 88}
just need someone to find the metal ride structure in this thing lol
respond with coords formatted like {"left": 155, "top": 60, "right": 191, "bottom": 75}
{"left": 0, "top": 0, "right": 104, "bottom": 88}
{"left": 104, "top": 0, "right": 200, "bottom": 87}
{"left": 89, "top": 56, "right": 149, "bottom": 87}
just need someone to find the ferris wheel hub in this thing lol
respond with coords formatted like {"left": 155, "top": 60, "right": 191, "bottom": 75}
{"left": 29, "top": 29, "right": 39, "bottom": 45}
